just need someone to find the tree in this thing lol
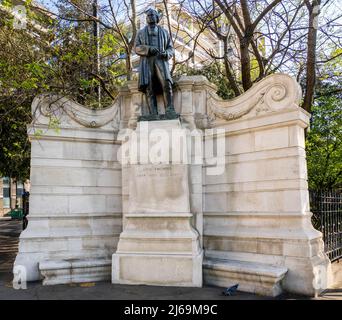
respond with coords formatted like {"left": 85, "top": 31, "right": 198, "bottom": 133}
{"left": 306, "top": 91, "right": 341, "bottom": 189}
{"left": 0, "top": 1, "right": 53, "bottom": 179}
{"left": 0, "top": 0, "right": 125, "bottom": 179}
{"left": 302, "top": 0, "right": 321, "bottom": 112}
{"left": 306, "top": 49, "right": 342, "bottom": 190}
{"left": 34, "top": 0, "right": 138, "bottom": 81}
{"left": 186, "top": 0, "right": 342, "bottom": 112}
{"left": 0, "top": 98, "right": 31, "bottom": 180}
{"left": 35, "top": 0, "right": 127, "bottom": 107}
{"left": 177, "top": 61, "right": 235, "bottom": 99}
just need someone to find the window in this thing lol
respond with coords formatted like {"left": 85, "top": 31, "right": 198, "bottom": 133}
{"left": 16, "top": 181, "right": 24, "bottom": 197}
{"left": 3, "top": 177, "right": 10, "bottom": 208}
{"left": 16, "top": 181, "right": 24, "bottom": 208}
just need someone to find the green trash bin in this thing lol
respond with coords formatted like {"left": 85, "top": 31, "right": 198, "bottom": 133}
{"left": 5, "top": 208, "right": 24, "bottom": 220}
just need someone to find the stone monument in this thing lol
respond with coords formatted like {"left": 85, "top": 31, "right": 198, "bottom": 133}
{"left": 14, "top": 71, "right": 333, "bottom": 295}
{"left": 112, "top": 9, "right": 202, "bottom": 286}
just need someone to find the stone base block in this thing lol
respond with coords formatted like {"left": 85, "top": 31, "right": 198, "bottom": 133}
{"left": 203, "top": 258, "right": 288, "bottom": 297}
{"left": 112, "top": 252, "right": 203, "bottom": 287}
{"left": 281, "top": 254, "right": 333, "bottom": 296}
{"left": 39, "top": 259, "right": 111, "bottom": 285}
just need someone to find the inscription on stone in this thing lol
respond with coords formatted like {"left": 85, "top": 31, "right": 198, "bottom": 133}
{"left": 128, "top": 164, "right": 190, "bottom": 214}
{"left": 135, "top": 165, "right": 182, "bottom": 178}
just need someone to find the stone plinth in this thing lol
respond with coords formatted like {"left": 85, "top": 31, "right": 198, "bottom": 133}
{"left": 112, "top": 120, "right": 203, "bottom": 287}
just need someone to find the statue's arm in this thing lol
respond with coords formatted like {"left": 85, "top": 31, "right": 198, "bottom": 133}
{"left": 164, "top": 33, "right": 174, "bottom": 60}
{"left": 134, "top": 32, "right": 150, "bottom": 56}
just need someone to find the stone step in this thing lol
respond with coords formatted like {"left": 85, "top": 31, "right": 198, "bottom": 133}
{"left": 39, "top": 258, "right": 111, "bottom": 285}
{"left": 203, "top": 257, "right": 288, "bottom": 297}
{"left": 0, "top": 216, "right": 12, "bottom": 221}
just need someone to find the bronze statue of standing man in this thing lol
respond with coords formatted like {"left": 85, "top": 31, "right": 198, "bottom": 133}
{"left": 135, "top": 8, "right": 178, "bottom": 120}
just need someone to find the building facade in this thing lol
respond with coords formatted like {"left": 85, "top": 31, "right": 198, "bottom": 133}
{"left": 131, "top": 1, "right": 225, "bottom": 73}
{"left": 0, "top": 178, "right": 26, "bottom": 217}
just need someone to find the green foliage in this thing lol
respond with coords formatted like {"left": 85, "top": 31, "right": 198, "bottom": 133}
{"left": 0, "top": 98, "right": 31, "bottom": 179}
{"left": 48, "top": 116, "right": 61, "bottom": 134}
{"left": 0, "top": 6, "right": 53, "bottom": 179}
{"left": 0, "top": 1, "right": 126, "bottom": 180}
{"left": 306, "top": 91, "right": 342, "bottom": 190}
{"left": 306, "top": 47, "right": 342, "bottom": 190}
{"left": 176, "top": 62, "right": 235, "bottom": 99}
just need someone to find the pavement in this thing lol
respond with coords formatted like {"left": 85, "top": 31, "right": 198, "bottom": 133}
{"left": 0, "top": 219, "right": 341, "bottom": 300}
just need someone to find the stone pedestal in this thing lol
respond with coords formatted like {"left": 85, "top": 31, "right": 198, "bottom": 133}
{"left": 112, "top": 120, "right": 203, "bottom": 287}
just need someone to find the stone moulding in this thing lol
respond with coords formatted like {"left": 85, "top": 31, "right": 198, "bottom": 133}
{"left": 31, "top": 93, "right": 120, "bottom": 129}
{"left": 207, "top": 73, "right": 303, "bottom": 122}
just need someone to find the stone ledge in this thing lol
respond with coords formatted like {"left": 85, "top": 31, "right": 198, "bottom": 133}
{"left": 0, "top": 217, "right": 12, "bottom": 221}
{"left": 39, "top": 258, "right": 112, "bottom": 285}
{"left": 125, "top": 213, "right": 193, "bottom": 218}
{"left": 203, "top": 258, "right": 288, "bottom": 297}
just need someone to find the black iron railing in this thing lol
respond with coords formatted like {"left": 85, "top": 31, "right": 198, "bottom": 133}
{"left": 310, "top": 190, "right": 342, "bottom": 262}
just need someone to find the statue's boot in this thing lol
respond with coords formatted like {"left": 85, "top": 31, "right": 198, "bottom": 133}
{"left": 147, "top": 91, "right": 158, "bottom": 115}
{"left": 163, "top": 81, "right": 178, "bottom": 118}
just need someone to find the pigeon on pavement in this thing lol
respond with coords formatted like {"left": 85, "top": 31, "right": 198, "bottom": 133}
{"left": 222, "top": 284, "right": 239, "bottom": 296}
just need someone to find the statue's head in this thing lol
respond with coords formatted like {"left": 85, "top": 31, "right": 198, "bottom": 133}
{"left": 145, "top": 8, "right": 161, "bottom": 25}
